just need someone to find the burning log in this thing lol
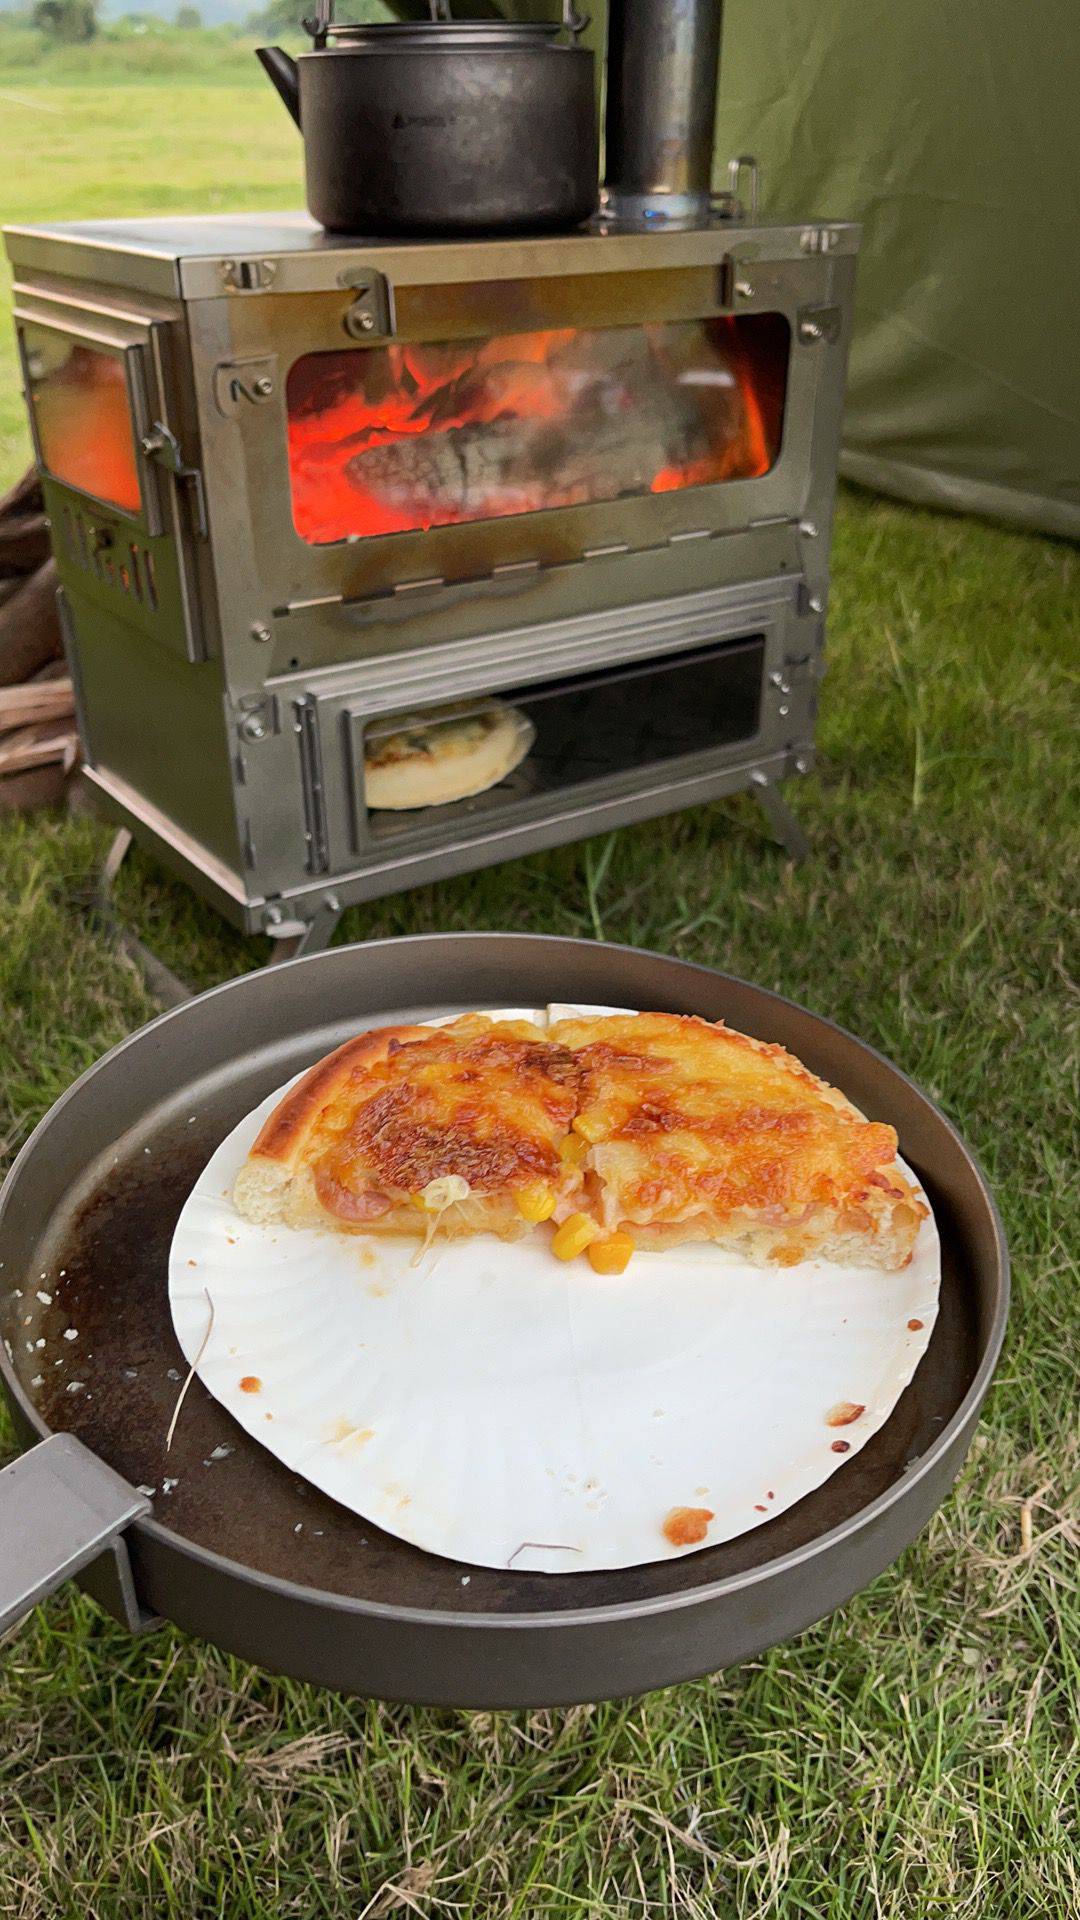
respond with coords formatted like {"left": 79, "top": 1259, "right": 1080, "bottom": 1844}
{"left": 347, "top": 407, "right": 711, "bottom": 522}
{"left": 337, "top": 325, "right": 757, "bottom": 531}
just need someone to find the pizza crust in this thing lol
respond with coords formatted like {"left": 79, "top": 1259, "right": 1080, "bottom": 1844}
{"left": 363, "top": 698, "right": 534, "bottom": 811}
{"left": 232, "top": 1010, "right": 927, "bottom": 1272}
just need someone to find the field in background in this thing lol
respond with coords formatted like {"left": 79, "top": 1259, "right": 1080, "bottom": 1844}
{"left": 1, "top": 74, "right": 1078, "bottom": 1920}
{"left": 0, "top": 77, "right": 299, "bottom": 481}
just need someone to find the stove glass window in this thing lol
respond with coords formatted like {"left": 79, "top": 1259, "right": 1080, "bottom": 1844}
{"left": 353, "top": 635, "right": 766, "bottom": 843}
{"left": 286, "top": 315, "right": 789, "bottom": 545}
{"left": 21, "top": 326, "right": 142, "bottom": 515}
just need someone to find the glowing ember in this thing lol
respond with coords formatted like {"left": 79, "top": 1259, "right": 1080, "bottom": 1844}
{"left": 286, "top": 316, "right": 787, "bottom": 545}
{"left": 30, "top": 343, "right": 142, "bottom": 515}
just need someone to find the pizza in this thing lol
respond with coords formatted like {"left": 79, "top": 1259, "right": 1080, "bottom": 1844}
{"left": 363, "top": 698, "right": 533, "bottom": 810}
{"left": 546, "top": 1012, "right": 926, "bottom": 1270}
{"left": 232, "top": 1011, "right": 926, "bottom": 1272}
{"left": 232, "top": 1015, "right": 585, "bottom": 1243}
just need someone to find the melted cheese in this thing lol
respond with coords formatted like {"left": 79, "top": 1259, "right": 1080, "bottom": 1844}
{"left": 549, "top": 1013, "right": 908, "bottom": 1241}
{"left": 303, "top": 1019, "right": 583, "bottom": 1219}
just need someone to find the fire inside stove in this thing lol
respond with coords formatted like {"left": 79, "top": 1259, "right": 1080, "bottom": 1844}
{"left": 286, "top": 314, "right": 789, "bottom": 545}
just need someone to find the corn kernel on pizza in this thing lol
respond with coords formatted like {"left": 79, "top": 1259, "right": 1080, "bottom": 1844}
{"left": 233, "top": 1011, "right": 927, "bottom": 1272}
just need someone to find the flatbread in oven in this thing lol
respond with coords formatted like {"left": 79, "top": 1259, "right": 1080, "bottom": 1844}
{"left": 362, "top": 697, "right": 534, "bottom": 810}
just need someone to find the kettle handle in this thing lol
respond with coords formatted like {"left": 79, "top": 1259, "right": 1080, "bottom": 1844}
{"left": 304, "top": 2, "right": 588, "bottom": 49}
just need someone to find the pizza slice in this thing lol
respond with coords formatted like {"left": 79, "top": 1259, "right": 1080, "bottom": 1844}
{"left": 233, "top": 1014, "right": 584, "bottom": 1242}
{"left": 546, "top": 1011, "right": 927, "bottom": 1271}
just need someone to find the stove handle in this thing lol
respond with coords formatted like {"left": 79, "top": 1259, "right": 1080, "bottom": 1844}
{"left": 0, "top": 1432, "right": 155, "bottom": 1641}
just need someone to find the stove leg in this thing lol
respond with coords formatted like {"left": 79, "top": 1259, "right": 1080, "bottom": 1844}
{"left": 751, "top": 773, "right": 810, "bottom": 865}
{"left": 92, "top": 826, "right": 194, "bottom": 1006}
{"left": 265, "top": 894, "right": 343, "bottom": 965}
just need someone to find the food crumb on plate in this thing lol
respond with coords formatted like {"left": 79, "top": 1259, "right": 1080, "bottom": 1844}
{"left": 831, "top": 1439, "right": 851, "bottom": 1453}
{"left": 239, "top": 1375, "right": 262, "bottom": 1393}
{"left": 662, "top": 1505, "right": 714, "bottom": 1547}
{"left": 908, "top": 1318, "right": 924, "bottom": 1330}
{"left": 825, "top": 1401, "right": 865, "bottom": 1427}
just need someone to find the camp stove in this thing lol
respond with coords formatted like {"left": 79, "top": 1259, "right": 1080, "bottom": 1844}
{"left": 4, "top": 8, "right": 858, "bottom": 958}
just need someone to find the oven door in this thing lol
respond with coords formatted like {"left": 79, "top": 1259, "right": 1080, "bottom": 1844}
{"left": 191, "top": 238, "right": 853, "bottom": 671}
{"left": 284, "top": 579, "right": 800, "bottom": 892}
{"left": 14, "top": 287, "right": 209, "bottom": 662}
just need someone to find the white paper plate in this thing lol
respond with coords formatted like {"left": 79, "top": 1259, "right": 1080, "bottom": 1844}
{"left": 169, "top": 1005, "right": 940, "bottom": 1574}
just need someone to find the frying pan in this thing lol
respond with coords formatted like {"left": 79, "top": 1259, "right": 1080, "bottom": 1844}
{"left": 0, "top": 935, "right": 1008, "bottom": 1708}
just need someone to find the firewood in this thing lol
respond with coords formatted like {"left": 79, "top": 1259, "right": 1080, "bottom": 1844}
{"left": 0, "top": 761, "right": 67, "bottom": 813}
{"left": 0, "top": 678, "right": 75, "bottom": 733}
{"left": 0, "top": 467, "right": 42, "bottom": 526}
{"left": 0, "top": 558, "right": 62, "bottom": 686}
{"left": 0, "top": 718, "right": 78, "bottom": 777}
{"left": 0, "top": 511, "right": 50, "bottom": 577}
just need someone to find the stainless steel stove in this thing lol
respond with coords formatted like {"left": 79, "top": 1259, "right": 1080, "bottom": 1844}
{"left": 4, "top": 7, "right": 859, "bottom": 958}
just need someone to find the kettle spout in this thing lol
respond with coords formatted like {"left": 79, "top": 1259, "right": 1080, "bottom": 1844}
{"left": 256, "top": 46, "right": 301, "bottom": 129}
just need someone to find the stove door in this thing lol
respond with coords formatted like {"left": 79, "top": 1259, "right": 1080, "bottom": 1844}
{"left": 190, "top": 244, "right": 852, "bottom": 667}
{"left": 15, "top": 288, "right": 209, "bottom": 663}
{"left": 285, "top": 578, "right": 803, "bottom": 892}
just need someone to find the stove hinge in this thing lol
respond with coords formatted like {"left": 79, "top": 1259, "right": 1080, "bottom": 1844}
{"left": 295, "top": 696, "right": 330, "bottom": 874}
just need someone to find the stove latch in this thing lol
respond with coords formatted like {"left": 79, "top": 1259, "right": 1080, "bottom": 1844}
{"left": 139, "top": 420, "right": 208, "bottom": 540}
{"left": 212, "top": 355, "right": 278, "bottom": 417}
{"left": 338, "top": 267, "right": 396, "bottom": 341}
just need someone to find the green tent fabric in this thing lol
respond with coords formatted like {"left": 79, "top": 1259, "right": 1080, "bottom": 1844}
{"left": 468, "top": 0, "right": 1079, "bottom": 538}
{"left": 712, "top": 0, "right": 1080, "bottom": 538}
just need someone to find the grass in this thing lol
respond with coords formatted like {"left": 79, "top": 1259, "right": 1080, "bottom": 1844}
{"left": 1, "top": 76, "right": 1079, "bottom": 1920}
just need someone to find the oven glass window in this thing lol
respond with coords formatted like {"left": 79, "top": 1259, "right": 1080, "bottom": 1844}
{"left": 355, "top": 636, "right": 765, "bottom": 842}
{"left": 22, "top": 327, "right": 142, "bottom": 515}
{"left": 287, "top": 315, "right": 789, "bottom": 545}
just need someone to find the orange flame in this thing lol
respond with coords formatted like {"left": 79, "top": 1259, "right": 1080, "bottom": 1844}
{"left": 287, "top": 318, "right": 784, "bottom": 545}
{"left": 33, "top": 347, "right": 142, "bottom": 515}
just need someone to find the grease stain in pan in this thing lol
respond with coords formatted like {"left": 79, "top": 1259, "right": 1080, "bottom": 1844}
{"left": 7, "top": 1089, "right": 979, "bottom": 1618}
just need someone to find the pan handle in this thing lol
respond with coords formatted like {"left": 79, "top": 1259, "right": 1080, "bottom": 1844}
{"left": 0, "top": 1432, "right": 154, "bottom": 1639}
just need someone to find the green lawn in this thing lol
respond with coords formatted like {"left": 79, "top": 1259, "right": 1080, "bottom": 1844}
{"left": 2, "top": 77, "right": 1078, "bottom": 1920}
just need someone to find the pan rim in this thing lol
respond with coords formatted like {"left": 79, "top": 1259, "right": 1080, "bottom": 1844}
{"left": 0, "top": 931, "right": 1009, "bottom": 1631}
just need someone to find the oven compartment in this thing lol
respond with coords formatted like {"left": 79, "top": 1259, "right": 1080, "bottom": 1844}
{"left": 289, "top": 578, "right": 806, "bottom": 885}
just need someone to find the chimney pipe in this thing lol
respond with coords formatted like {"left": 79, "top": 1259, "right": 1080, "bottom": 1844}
{"left": 603, "top": 0, "right": 724, "bottom": 227}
